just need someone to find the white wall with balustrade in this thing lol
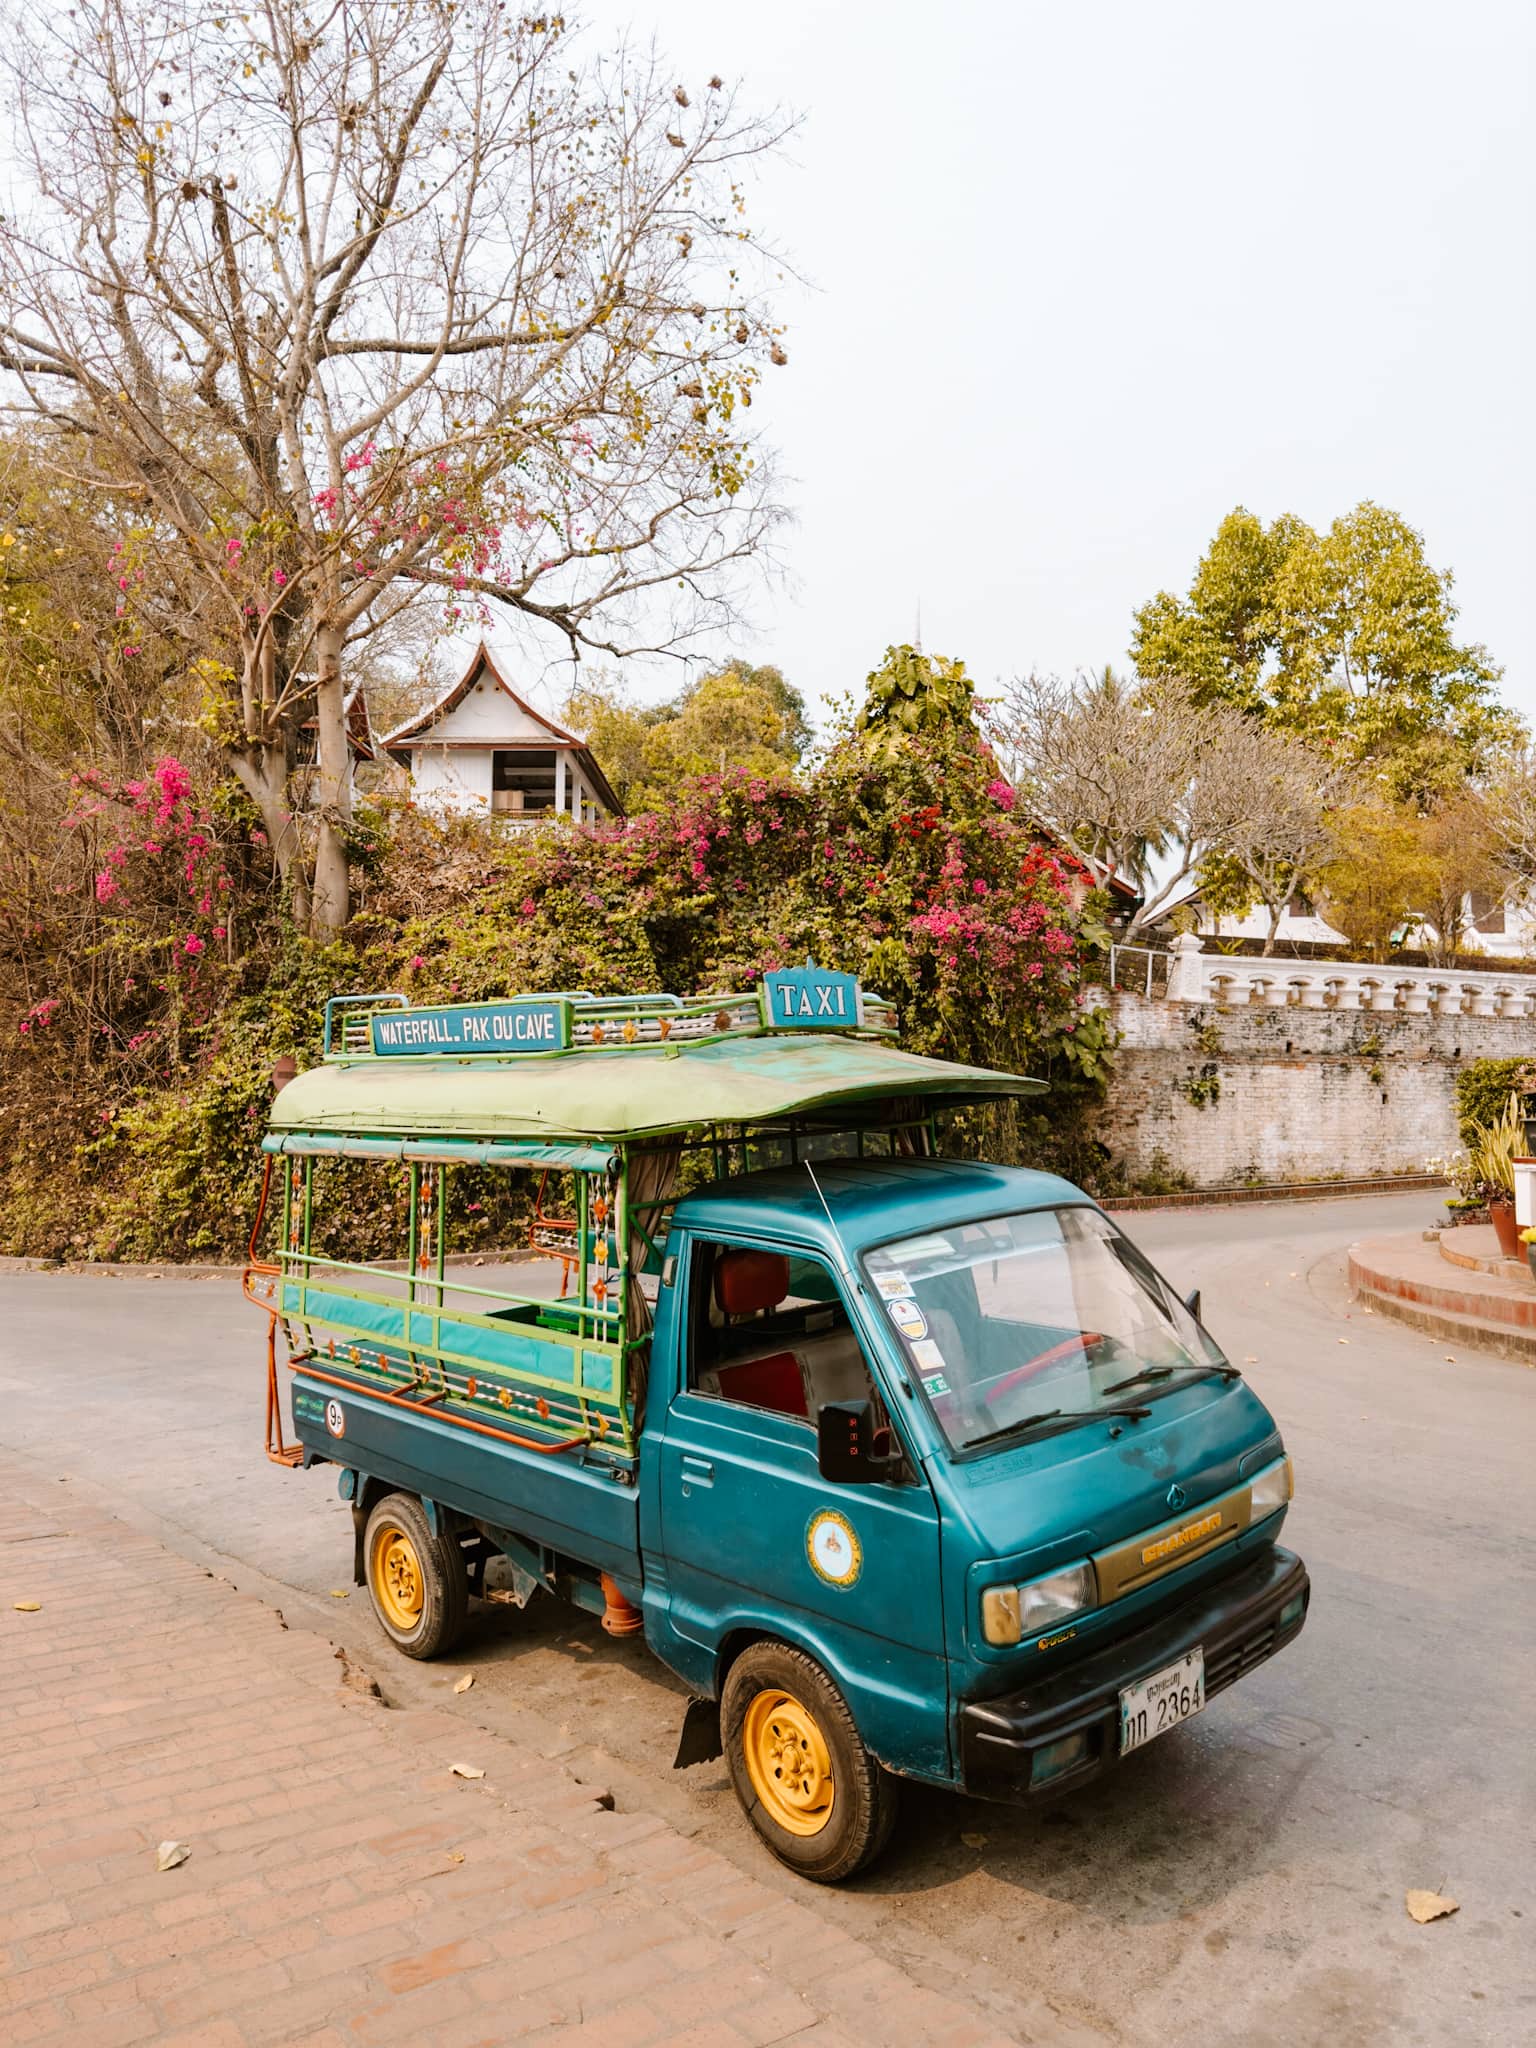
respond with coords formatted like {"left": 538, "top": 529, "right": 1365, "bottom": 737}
{"left": 1162, "top": 933, "right": 1536, "bottom": 1020}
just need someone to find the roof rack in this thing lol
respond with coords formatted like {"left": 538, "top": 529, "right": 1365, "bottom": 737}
{"left": 322, "top": 962, "right": 898, "bottom": 1064}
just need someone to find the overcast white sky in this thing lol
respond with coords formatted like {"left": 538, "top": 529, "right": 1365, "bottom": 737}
{"left": 504, "top": 0, "right": 1535, "bottom": 733}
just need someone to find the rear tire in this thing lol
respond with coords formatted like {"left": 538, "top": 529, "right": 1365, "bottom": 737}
{"left": 722, "top": 1639, "right": 899, "bottom": 1882}
{"left": 363, "top": 1494, "right": 468, "bottom": 1660}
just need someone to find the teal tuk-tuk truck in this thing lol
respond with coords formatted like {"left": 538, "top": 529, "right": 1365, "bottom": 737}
{"left": 249, "top": 965, "right": 1308, "bottom": 1881}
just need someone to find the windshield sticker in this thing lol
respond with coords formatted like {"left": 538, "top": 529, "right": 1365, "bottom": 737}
{"left": 806, "top": 1510, "right": 863, "bottom": 1588}
{"left": 920, "top": 1370, "right": 951, "bottom": 1397}
{"left": 887, "top": 1296, "right": 928, "bottom": 1341}
{"left": 910, "top": 1338, "right": 946, "bottom": 1374}
{"left": 871, "top": 1269, "right": 913, "bottom": 1300}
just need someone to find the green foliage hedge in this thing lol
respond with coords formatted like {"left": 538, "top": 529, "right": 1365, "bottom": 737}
{"left": 1455, "top": 1058, "right": 1532, "bottom": 1149}
{"left": 2, "top": 709, "right": 1116, "bottom": 1262}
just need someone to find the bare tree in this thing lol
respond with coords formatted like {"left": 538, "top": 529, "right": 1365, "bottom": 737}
{"left": 0, "top": 2, "right": 790, "bottom": 931}
{"left": 990, "top": 669, "right": 1355, "bottom": 945}
{"left": 1197, "top": 720, "right": 1354, "bottom": 953}
{"left": 990, "top": 669, "right": 1233, "bottom": 932}
{"left": 1483, "top": 746, "right": 1536, "bottom": 901}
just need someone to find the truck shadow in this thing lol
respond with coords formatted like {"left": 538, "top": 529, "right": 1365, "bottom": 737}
{"left": 457, "top": 1594, "right": 1324, "bottom": 1926}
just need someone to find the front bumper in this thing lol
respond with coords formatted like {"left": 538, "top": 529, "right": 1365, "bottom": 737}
{"left": 958, "top": 1544, "right": 1309, "bottom": 1803}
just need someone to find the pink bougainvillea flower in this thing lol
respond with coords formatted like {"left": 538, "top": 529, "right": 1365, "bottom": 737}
{"left": 182, "top": 934, "right": 205, "bottom": 956}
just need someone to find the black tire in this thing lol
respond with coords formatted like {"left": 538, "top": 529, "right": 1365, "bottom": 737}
{"left": 721, "top": 1639, "right": 899, "bottom": 1882}
{"left": 362, "top": 1493, "right": 469, "bottom": 1660}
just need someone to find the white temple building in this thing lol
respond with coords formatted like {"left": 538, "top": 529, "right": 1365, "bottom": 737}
{"left": 381, "top": 642, "right": 620, "bottom": 825}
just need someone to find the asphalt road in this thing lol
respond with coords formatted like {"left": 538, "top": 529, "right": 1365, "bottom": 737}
{"left": 2, "top": 1189, "right": 1531, "bottom": 2047}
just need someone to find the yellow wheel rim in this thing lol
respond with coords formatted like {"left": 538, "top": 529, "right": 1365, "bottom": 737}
{"left": 371, "top": 1523, "right": 424, "bottom": 1632}
{"left": 742, "top": 1687, "right": 835, "bottom": 1837}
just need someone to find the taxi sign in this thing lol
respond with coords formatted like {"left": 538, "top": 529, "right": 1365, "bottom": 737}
{"left": 759, "top": 962, "right": 862, "bottom": 1031}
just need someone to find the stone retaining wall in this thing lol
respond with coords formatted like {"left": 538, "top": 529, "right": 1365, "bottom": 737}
{"left": 1102, "top": 990, "right": 1531, "bottom": 1187}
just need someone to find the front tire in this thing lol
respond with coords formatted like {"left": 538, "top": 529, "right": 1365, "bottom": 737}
{"left": 722, "top": 1640, "right": 898, "bottom": 1882}
{"left": 363, "top": 1494, "right": 468, "bottom": 1659}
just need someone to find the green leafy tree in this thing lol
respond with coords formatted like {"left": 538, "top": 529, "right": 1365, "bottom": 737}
{"left": 681, "top": 663, "right": 813, "bottom": 760}
{"left": 855, "top": 645, "right": 975, "bottom": 762}
{"left": 1311, "top": 801, "right": 1438, "bottom": 960}
{"left": 1132, "top": 503, "right": 1517, "bottom": 800}
{"left": 563, "top": 661, "right": 810, "bottom": 811}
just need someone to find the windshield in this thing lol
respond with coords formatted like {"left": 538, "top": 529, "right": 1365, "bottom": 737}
{"left": 862, "top": 1206, "right": 1230, "bottom": 1452}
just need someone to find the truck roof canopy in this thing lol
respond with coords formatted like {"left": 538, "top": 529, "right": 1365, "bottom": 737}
{"left": 269, "top": 1029, "right": 1045, "bottom": 1149}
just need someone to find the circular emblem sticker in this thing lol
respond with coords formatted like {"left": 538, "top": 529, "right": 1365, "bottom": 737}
{"left": 324, "top": 1399, "right": 346, "bottom": 1440}
{"left": 806, "top": 1510, "right": 862, "bottom": 1588}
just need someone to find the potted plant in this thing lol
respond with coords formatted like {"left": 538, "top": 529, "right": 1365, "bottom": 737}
{"left": 1521, "top": 1227, "right": 1536, "bottom": 1285}
{"left": 1432, "top": 1147, "right": 1487, "bottom": 1224}
{"left": 1469, "top": 1094, "right": 1525, "bottom": 1259}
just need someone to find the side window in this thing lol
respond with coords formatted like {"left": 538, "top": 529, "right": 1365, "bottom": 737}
{"left": 686, "top": 1239, "right": 883, "bottom": 1427}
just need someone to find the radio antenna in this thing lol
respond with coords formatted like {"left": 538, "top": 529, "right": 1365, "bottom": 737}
{"left": 804, "top": 1160, "right": 852, "bottom": 1276}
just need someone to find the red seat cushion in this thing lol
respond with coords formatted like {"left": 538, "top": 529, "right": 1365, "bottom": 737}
{"left": 714, "top": 1249, "right": 789, "bottom": 1317}
{"left": 713, "top": 1352, "right": 807, "bottom": 1418}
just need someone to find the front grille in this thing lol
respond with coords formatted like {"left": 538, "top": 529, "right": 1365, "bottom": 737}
{"left": 1206, "top": 1618, "right": 1280, "bottom": 1696}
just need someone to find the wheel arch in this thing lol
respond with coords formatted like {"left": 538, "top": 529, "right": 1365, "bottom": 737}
{"left": 351, "top": 1473, "right": 407, "bottom": 1584}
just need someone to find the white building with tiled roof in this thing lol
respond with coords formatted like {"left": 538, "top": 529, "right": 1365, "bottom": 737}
{"left": 381, "top": 641, "right": 621, "bottom": 825}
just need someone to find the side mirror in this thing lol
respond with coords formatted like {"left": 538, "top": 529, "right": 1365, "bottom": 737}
{"left": 816, "top": 1399, "right": 892, "bottom": 1484}
{"left": 1183, "top": 1287, "right": 1202, "bottom": 1322}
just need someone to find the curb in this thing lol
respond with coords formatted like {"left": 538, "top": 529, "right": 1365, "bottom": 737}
{"left": 1104, "top": 1174, "right": 1444, "bottom": 1214}
{"left": 1348, "top": 1245, "right": 1536, "bottom": 1366}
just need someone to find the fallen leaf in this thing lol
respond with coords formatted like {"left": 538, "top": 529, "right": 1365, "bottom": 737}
{"left": 12, "top": 1600, "right": 41, "bottom": 1612}
{"left": 1338, "top": 1338, "right": 1349, "bottom": 1345}
{"left": 960, "top": 1831, "right": 987, "bottom": 1849}
{"left": 329, "top": 1589, "right": 349, "bottom": 1599}
{"left": 453, "top": 1673, "right": 475, "bottom": 1694}
{"left": 1362, "top": 1306, "right": 1374, "bottom": 1314}
{"left": 1445, "top": 1356, "right": 1457, "bottom": 1363}
{"left": 1405, "top": 1889, "right": 1458, "bottom": 1924}
{"left": 448, "top": 1850, "right": 465, "bottom": 1863}
{"left": 450, "top": 1762, "right": 485, "bottom": 1780}
{"left": 156, "top": 1840, "right": 190, "bottom": 1872}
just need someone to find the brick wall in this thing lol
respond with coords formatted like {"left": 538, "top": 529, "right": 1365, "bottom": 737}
{"left": 1102, "top": 991, "right": 1525, "bottom": 1186}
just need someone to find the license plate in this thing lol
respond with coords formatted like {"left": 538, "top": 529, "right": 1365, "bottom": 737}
{"left": 1119, "top": 1647, "right": 1205, "bottom": 1755}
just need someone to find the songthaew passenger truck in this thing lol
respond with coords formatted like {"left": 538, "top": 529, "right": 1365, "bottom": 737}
{"left": 248, "top": 965, "right": 1308, "bottom": 1882}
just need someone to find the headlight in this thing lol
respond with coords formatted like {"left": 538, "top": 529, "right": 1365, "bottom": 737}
{"left": 1248, "top": 1455, "right": 1294, "bottom": 1521}
{"left": 981, "top": 1559, "right": 1097, "bottom": 1646}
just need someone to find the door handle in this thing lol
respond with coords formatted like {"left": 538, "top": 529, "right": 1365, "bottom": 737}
{"left": 680, "top": 1453, "right": 714, "bottom": 1488}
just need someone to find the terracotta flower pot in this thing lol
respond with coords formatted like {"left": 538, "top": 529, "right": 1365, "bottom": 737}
{"left": 1488, "top": 1196, "right": 1520, "bottom": 1260}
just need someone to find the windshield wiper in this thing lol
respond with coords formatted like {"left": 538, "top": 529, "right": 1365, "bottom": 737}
{"left": 965, "top": 1401, "right": 1153, "bottom": 1452}
{"left": 1102, "top": 1362, "right": 1242, "bottom": 1396}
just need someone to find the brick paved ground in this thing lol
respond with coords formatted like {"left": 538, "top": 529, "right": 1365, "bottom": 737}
{"left": 0, "top": 1459, "right": 1018, "bottom": 2048}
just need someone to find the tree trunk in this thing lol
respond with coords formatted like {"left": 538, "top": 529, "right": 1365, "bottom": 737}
{"left": 1261, "top": 884, "right": 1295, "bottom": 957}
{"left": 310, "top": 618, "right": 351, "bottom": 938}
{"left": 229, "top": 744, "right": 310, "bottom": 929}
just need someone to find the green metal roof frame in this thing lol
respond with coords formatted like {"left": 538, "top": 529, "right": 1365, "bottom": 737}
{"left": 269, "top": 1032, "right": 1045, "bottom": 1148}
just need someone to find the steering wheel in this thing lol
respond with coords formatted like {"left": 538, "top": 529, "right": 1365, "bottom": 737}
{"left": 982, "top": 1332, "right": 1104, "bottom": 1408}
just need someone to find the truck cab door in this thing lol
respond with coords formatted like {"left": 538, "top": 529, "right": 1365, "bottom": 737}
{"left": 653, "top": 1233, "right": 950, "bottom": 1782}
